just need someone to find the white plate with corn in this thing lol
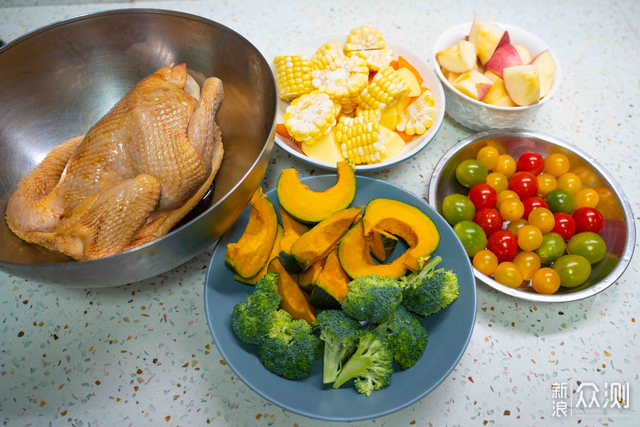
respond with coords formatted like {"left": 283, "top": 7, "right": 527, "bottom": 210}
{"left": 272, "top": 27, "right": 445, "bottom": 171}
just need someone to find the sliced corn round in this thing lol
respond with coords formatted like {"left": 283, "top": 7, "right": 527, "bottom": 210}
{"left": 311, "top": 56, "right": 369, "bottom": 114}
{"left": 284, "top": 91, "right": 337, "bottom": 145}
{"left": 352, "top": 48, "right": 394, "bottom": 71}
{"left": 335, "top": 116, "right": 387, "bottom": 165}
{"left": 344, "top": 25, "right": 386, "bottom": 55}
{"left": 310, "top": 40, "right": 346, "bottom": 71}
{"left": 357, "top": 66, "right": 410, "bottom": 111}
{"left": 396, "top": 90, "right": 436, "bottom": 136}
{"left": 274, "top": 55, "right": 313, "bottom": 101}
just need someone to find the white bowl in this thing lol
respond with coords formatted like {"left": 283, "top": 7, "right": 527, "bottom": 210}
{"left": 272, "top": 33, "right": 446, "bottom": 172}
{"left": 432, "top": 22, "right": 562, "bottom": 131}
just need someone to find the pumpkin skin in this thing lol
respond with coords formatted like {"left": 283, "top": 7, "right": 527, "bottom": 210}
{"left": 277, "top": 160, "right": 356, "bottom": 223}
{"left": 235, "top": 225, "right": 284, "bottom": 285}
{"left": 368, "top": 228, "right": 399, "bottom": 262}
{"left": 225, "top": 187, "right": 279, "bottom": 278}
{"left": 278, "top": 207, "right": 309, "bottom": 273}
{"left": 291, "top": 206, "right": 363, "bottom": 271}
{"left": 310, "top": 248, "right": 350, "bottom": 308}
{"left": 267, "top": 257, "right": 316, "bottom": 324}
{"left": 363, "top": 199, "right": 440, "bottom": 272}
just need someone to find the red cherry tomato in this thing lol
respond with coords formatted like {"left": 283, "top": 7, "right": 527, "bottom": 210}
{"left": 573, "top": 207, "right": 604, "bottom": 234}
{"left": 473, "top": 208, "right": 503, "bottom": 237}
{"left": 487, "top": 230, "right": 518, "bottom": 262}
{"left": 522, "top": 197, "right": 549, "bottom": 220}
{"left": 516, "top": 151, "right": 545, "bottom": 175}
{"left": 468, "top": 183, "right": 497, "bottom": 211}
{"left": 552, "top": 212, "right": 576, "bottom": 240}
{"left": 508, "top": 171, "right": 539, "bottom": 199}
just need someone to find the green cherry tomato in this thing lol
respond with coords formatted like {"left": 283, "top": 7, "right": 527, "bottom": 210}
{"left": 456, "top": 160, "right": 488, "bottom": 189}
{"left": 553, "top": 254, "right": 591, "bottom": 288}
{"left": 453, "top": 220, "right": 488, "bottom": 257}
{"left": 535, "top": 232, "right": 566, "bottom": 264}
{"left": 442, "top": 194, "right": 476, "bottom": 226}
{"left": 567, "top": 232, "right": 607, "bottom": 264}
{"left": 545, "top": 189, "right": 576, "bottom": 214}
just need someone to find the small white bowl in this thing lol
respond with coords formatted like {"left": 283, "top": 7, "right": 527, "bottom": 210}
{"left": 432, "top": 22, "right": 562, "bottom": 131}
{"left": 272, "top": 33, "right": 446, "bottom": 172}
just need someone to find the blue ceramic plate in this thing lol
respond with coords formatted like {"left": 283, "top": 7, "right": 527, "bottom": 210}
{"left": 204, "top": 175, "right": 476, "bottom": 422}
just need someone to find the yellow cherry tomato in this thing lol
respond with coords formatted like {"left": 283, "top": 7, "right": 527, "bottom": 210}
{"left": 513, "top": 251, "right": 541, "bottom": 281}
{"left": 500, "top": 199, "right": 524, "bottom": 222}
{"left": 494, "top": 262, "right": 524, "bottom": 288}
{"left": 576, "top": 188, "right": 600, "bottom": 209}
{"left": 473, "top": 250, "right": 499, "bottom": 276}
{"left": 506, "top": 218, "right": 528, "bottom": 235}
{"left": 486, "top": 172, "right": 509, "bottom": 194}
{"left": 544, "top": 153, "right": 570, "bottom": 177}
{"left": 495, "top": 154, "right": 517, "bottom": 178}
{"left": 528, "top": 207, "right": 555, "bottom": 234}
{"left": 536, "top": 173, "right": 557, "bottom": 197}
{"left": 557, "top": 173, "right": 582, "bottom": 195}
{"left": 517, "top": 225, "right": 543, "bottom": 251}
{"left": 531, "top": 267, "right": 561, "bottom": 295}
{"left": 477, "top": 146, "right": 500, "bottom": 170}
{"left": 497, "top": 190, "right": 520, "bottom": 206}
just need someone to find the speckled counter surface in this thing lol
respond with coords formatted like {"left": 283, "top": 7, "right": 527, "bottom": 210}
{"left": 1, "top": 1, "right": 639, "bottom": 426}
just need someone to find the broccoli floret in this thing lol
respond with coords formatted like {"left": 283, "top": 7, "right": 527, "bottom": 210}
{"left": 341, "top": 275, "right": 402, "bottom": 323}
{"left": 258, "top": 310, "right": 323, "bottom": 379}
{"left": 399, "top": 257, "right": 459, "bottom": 317}
{"left": 386, "top": 306, "right": 428, "bottom": 369}
{"left": 314, "top": 310, "right": 361, "bottom": 384}
{"left": 332, "top": 331, "right": 393, "bottom": 396}
{"left": 231, "top": 273, "right": 282, "bottom": 345}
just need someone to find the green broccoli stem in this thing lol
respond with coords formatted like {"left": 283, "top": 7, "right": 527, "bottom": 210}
{"left": 332, "top": 352, "right": 372, "bottom": 389}
{"left": 412, "top": 256, "right": 442, "bottom": 283}
{"left": 324, "top": 342, "right": 355, "bottom": 384}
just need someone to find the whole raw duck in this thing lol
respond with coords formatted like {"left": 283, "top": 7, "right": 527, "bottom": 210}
{"left": 6, "top": 64, "right": 224, "bottom": 260}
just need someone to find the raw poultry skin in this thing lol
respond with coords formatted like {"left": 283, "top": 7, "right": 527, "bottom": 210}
{"left": 6, "top": 64, "right": 224, "bottom": 260}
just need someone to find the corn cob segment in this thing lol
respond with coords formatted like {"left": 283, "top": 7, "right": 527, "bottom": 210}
{"left": 310, "top": 40, "right": 346, "bottom": 71}
{"left": 284, "top": 91, "right": 337, "bottom": 145}
{"left": 357, "top": 66, "right": 410, "bottom": 111}
{"left": 311, "top": 56, "right": 369, "bottom": 114}
{"left": 274, "top": 55, "right": 313, "bottom": 101}
{"left": 344, "top": 25, "right": 386, "bottom": 55}
{"left": 355, "top": 108, "right": 382, "bottom": 122}
{"left": 396, "top": 90, "right": 436, "bottom": 136}
{"left": 352, "top": 48, "right": 394, "bottom": 71}
{"left": 335, "top": 116, "right": 387, "bottom": 165}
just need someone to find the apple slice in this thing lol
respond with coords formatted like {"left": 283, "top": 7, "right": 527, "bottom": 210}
{"left": 497, "top": 31, "right": 510, "bottom": 49}
{"left": 531, "top": 50, "right": 557, "bottom": 98}
{"left": 485, "top": 44, "right": 523, "bottom": 77}
{"left": 513, "top": 44, "right": 531, "bottom": 64}
{"left": 436, "top": 40, "right": 477, "bottom": 73}
{"left": 484, "top": 70, "right": 501, "bottom": 83}
{"left": 469, "top": 18, "right": 506, "bottom": 65}
{"left": 482, "top": 78, "right": 518, "bottom": 107}
{"left": 442, "top": 68, "right": 461, "bottom": 84}
{"left": 453, "top": 70, "right": 494, "bottom": 101}
{"left": 503, "top": 65, "right": 540, "bottom": 106}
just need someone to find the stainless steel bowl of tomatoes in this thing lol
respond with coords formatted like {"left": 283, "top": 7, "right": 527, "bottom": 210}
{"left": 429, "top": 130, "right": 635, "bottom": 302}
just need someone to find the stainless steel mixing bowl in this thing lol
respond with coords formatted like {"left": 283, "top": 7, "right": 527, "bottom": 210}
{"left": 429, "top": 130, "right": 635, "bottom": 303}
{"left": 0, "top": 10, "right": 277, "bottom": 287}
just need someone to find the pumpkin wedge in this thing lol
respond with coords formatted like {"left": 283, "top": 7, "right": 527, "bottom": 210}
{"left": 291, "top": 206, "right": 364, "bottom": 271}
{"left": 277, "top": 160, "right": 356, "bottom": 223}
{"left": 339, "top": 220, "right": 409, "bottom": 279}
{"left": 310, "top": 248, "right": 350, "bottom": 308}
{"left": 368, "top": 228, "right": 399, "bottom": 262}
{"left": 268, "top": 258, "right": 316, "bottom": 324}
{"left": 278, "top": 207, "right": 309, "bottom": 273}
{"left": 225, "top": 187, "right": 279, "bottom": 278}
{"left": 298, "top": 258, "right": 326, "bottom": 292}
{"left": 363, "top": 199, "right": 440, "bottom": 272}
{"left": 234, "top": 225, "right": 284, "bottom": 285}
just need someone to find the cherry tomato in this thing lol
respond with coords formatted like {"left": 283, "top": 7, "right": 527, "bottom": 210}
{"left": 535, "top": 232, "right": 565, "bottom": 264}
{"left": 473, "top": 249, "right": 499, "bottom": 276}
{"left": 473, "top": 208, "right": 503, "bottom": 237}
{"left": 544, "top": 153, "right": 570, "bottom": 177}
{"left": 531, "top": 268, "right": 561, "bottom": 295}
{"left": 557, "top": 173, "right": 582, "bottom": 195}
{"left": 522, "top": 197, "right": 549, "bottom": 220}
{"left": 567, "top": 232, "right": 606, "bottom": 264}
{"left": 469, "top": 183, "right": 497, "bottom": 210}
{"left": 545, "top": 189, "right": 576, "bottom": 214}
{"left": 552, "top": 212, "right": 576, "bottom": 240}
{"left": 442, "top": 194, "right": 476, "bottom": 226}
{"left": 573, "top": 207, "right": 604, "bottom": 234}
{"left": 497, "top": 190, "right": 520, "bottom": 206}
{"left": 528, "top": 207, "right": 555, "bottom": 234}
{"left": 508, "top": 171, "right": 539, "bottom": 199}
{"left": 487, "top": 230, "right": 518, "bottom": 262}
{"left": 453, "top": 220, "right": 488, "bottom": 257}
{"left": 536, "top": 173, "right": 557, "bottom": 197}
{"left": 513, "top": 251, "right": 541, "bottom": 281}
{"left": 553, "top": 254, "right": 591, "bottom": 288}
{"left": 506, "top": 218, "right": 528, "bottom": 235}
{"left": 456, "top": 160, "right": 488, "bottom": 189}
{"left": 516, "top": 151, "right": 545, "bottom": 175}
{"left": 494, "top": 262, "right": 523, "bottom": 288}
{"left": 486, "top": 172, "right": 509, "bottom": 194}
{"left": 576, "top": 188, "right": 600, "bottom": 209}
{"left": 495, "top": 154, "right": 517, "bottom": 178}
{"left": 517, "top": 225, "right": 543, "bottom": 251}
{"left": 476, "top": 146, "right": 500, "bottom": 170}
{"left": 499, "top": 199, "right": 524, "bottom": 222}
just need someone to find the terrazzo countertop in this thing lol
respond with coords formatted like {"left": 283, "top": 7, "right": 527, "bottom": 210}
{"left": 1, "top": 1, "right": 639, "bottom": 426}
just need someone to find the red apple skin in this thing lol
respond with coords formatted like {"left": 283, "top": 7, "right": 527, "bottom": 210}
{"left": 477, "top": 83, "right": 493, "bottom": 101}
{"left": 497, "top": 31, "right": 510, "bottom": 49}
{"left": 485, "top": 44, "right": 524, "bottom": 77}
